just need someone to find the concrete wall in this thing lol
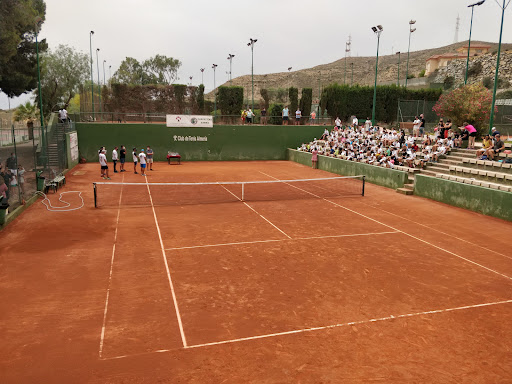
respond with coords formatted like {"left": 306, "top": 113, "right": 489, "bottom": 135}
{"left": 415, "top": 174, "right": 512, "bottom": 222}
{"left": 76, "top": 123, "right": 325, "bottom": 162}
{"left": 288, "top": 149, "right": 409, "bottom": 190}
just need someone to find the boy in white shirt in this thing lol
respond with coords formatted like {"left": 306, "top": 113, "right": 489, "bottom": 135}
{"left": 112, "top": 147, "right": 118, "bottom": 173}
{"left": 138, "top": 149, "right": 147, "bottom": 176}
{"left": 132, "top": 148, "right": 138, "bottom": 174}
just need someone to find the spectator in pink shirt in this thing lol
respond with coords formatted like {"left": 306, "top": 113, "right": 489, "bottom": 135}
{"left": 461, "top": 122, "right": 477, "bottom": 149}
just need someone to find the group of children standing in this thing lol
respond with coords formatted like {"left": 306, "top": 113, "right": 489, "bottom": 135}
{"left": 98, "top": 145, "right": 154, "bottom": 180}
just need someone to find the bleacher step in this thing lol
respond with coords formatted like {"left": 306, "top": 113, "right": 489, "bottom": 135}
{"left": 404, "top": 184, "right": 414, "bottom": 190}
{"left": 396, "top": 188, "right": 413, "bottom": 195}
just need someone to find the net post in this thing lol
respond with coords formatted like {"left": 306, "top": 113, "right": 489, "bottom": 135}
{"left": 93, "top": 183, "right": 97, "bottom": 208}
{"left": 362, "top": 176, "right": 365, "bottom": 196}
{"left": 241, "top": 182, "right": 245, "bottom": 201}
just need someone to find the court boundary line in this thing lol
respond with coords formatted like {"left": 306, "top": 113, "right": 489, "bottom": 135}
{"left": 98, "top": 174, "right": 124, "bottom": 358}
{"left": 259, "top": 172, "right": 512, "bottom": 282}
{"left": 99, "top": 298, "right": 512, "bottom": 360}
{"left": 145, "top": 176, "right": 188, "bottom": 347}
{"left": 165, "top": 231, "right": 400, "bottom": 251}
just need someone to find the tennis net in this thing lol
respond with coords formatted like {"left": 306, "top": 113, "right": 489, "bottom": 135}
{"left": 93, "top": 175, "right": 365, "bottom": 208}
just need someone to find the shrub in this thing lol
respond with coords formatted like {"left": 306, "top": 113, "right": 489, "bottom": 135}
{"left": 268, "top": 103, "right": 284, "bottom": 125}
{"left": 466, "top": 62, "right": 483, "bottom": 78}
{"left": 497, "top": 90, "right": 512, "bottom": 99}
{"left": 482, "top": 77, "right": 493, "bottom": 89}
{"left": 419, "top": 69, "right": 426, "bottom": 78}
{"left": 443, "top": 76, "right": 455, "bottom": 90}
{"left": 407, "top": 74, "right": 415, "bottom": 79}
{"left": 299, "top": 88, "right": 313, "bottom": 121}
{"left": 433, "top": 83, "right": 496, "bottom": 137}
{"left": 217, "top": 86, "right": 244, "bottom": 116}
{"left": 288, "top": 87, "right": 298, "bottom": 114}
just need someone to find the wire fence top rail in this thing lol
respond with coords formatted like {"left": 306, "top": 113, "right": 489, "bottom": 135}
{"left": 93, "top": 175, "right": 365, "bottom": 187}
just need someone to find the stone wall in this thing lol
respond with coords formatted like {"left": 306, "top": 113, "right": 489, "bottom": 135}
{"left": 432, "top": 51, "right": 512, "bottom": 88}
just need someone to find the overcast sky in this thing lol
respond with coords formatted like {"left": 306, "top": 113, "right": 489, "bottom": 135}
{"left": 1, "top": 0, "right": 511, "bottom": 110}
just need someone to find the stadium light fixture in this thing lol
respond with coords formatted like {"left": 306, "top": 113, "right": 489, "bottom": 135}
{"left": 465, "top": 0, "right": 486, "bottom": 85}
{"left": 248, "top": 38, "right": 257, "bottom": 111}
{"left": 227, "top": 54, "right": 235, "bottom": 85}
{"left": 200, "top": 68, "right": 205, "bottom": 85}
{"left": 371, "top": 25, "right": 383, "bottom": 126}
{"left": 405, "top": 20, "right": 416, "bottom": 88}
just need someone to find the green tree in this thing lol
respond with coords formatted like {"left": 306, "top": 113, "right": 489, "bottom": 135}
{"left": 14, "top": 101, "right": 39, "bottom": 138}
{"left": 260, "top": 88, "right": 270, "bottom": 109}
{"left": 269, "top": 103, "right": 283, "bottom": 125}
{"left": 36, "top": 44, "right": 89, "bottom": 118}
{"left": 299, "top": 88, "right": 313, "bottom": 121}
{"left": 143, "top": 54, "right": 181, "bottom": 85}
{"left": 197, "top": 84, "right": 205, "bottom": 113}
{"left": 433, "top": 83, "right": 495, "bottom": 136}
{"left": 115, "top": 57, "right": 143, "bottom": 85}
{"left": 0, "top": 0, "right": 47, "bottom": 96}
{"left": 217, "top": 86, "right": 244, "bottom": 116}
{"left": 288, "top": 87, "right": 298, "bottom": 113}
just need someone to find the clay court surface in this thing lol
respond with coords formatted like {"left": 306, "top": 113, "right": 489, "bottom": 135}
{"left": 1, "top": 160, "right": 512, "bottom": 383}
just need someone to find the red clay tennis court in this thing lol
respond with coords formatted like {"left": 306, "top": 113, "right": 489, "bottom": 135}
{"left": 2, "top": 160, "right": 512, "bottom": 383}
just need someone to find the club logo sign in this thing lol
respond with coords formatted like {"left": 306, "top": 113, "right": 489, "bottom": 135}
{"left": 166, "top": 114, "right": 213, "bottom": 128}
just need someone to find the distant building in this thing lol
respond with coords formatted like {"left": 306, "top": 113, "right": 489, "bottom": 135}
{"left": 425, "top": 44, "right": 491, "bottom": 76}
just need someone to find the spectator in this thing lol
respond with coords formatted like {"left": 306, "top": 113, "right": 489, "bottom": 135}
{"left": 365, "top": 117, "right": 372, "bottom": 130}
{"left": 485, "top": 134, "right": 505, "bottom": 161}
{"left": 491, "top": 127, "right": 500, "bottom": 137}
{"left": 443, "top": 119, "right": 453, "bottom": 139}
{"left": 335, "top": 117, "right": 341, "bottom": 129}
{"left": 282, "top": 106, "right": 289, "bottom": 125}
{"left": 0, "top": 178, "right": 7, "bottom": 202}
{"left": 413, "top": 116, "right": 421, "bottom": 137}
{"left": 435, "top": 118, "right": 445, "bottom": 140}
{"left": 352, "top": 116, "right": 359, "bottom": 128}
{"left": 18, "top": 165, "right": 25, "bottom": 195}
{"left": 310, "top": 111, "right": 316, "bottom": 125}
{"left": 311, "top": 147, "right": 319, "bottom": 169}
{"left": 295, "top": 108, "right": 302, "bottom": 125}
{"left": 6, "top": 153, "right": 16, "bottom": 173}
{"left": 419, "top": 113, "right": 425, "bottom": 137}
{"left": 476, "top": 135, "right": 493, "bottom": 159}
{"left": 450, "top": 124, "right": 462, "bottom": 148}
{"left": 99, "top": 150, "right": 110, "bottom": 180}
{"left": 461, "top": 122, "right": 477, "bottom": 149}
{"left": 241, "top": 109, "right": 247, "bottom": 125}
{"left": 246, "top": 109, "right": 254, "bottom": 124}
{"left": 261, "top": 108, "right": 267, "bottom": 125}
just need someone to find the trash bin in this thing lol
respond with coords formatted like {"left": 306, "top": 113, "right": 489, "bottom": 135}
{"left": 0, "top": 198, "right": 9, "bottom": 226}
{"left": 36, "top": 171, "right": 45, "bottom": 192}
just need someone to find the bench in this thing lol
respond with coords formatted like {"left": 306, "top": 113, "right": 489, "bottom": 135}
{"left": 167, "top": 154, "right": 181, "bottom": 165}
{"left": 44, "top": 174, "right": 66, "bottom": 193}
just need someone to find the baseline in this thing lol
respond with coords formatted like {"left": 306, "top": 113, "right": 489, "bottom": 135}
{"left": 99, "top": 298, "right": 512, "bottom": 360}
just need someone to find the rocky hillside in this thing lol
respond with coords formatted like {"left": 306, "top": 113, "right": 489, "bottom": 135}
{"left": 210, "top": 41, "right": 512, "bottom": 102}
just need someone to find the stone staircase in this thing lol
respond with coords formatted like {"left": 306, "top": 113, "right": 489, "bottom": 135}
{"left": 396, "top": 146, "right": 512, "bottom": 195}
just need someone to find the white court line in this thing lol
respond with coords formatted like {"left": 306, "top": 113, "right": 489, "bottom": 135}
{"left": 99, "top": 173, "right": 124, "bottom": 358}
{"left": 367, "top": 204, "right": 512, "bottom": 261}
{"left": 218, "top": 182, "right": 291, "bottom": 239}
{"left": 259, "top": 172, "right": 512, "bottom": 282}
{"left": 165, "top": 231, "right": 399, "bottom": 251}
{"left": 99, "top": 298, "right": 512, "bottom": 359}
{"left": 145, "top": 176, "right": 188, "bottom": 348}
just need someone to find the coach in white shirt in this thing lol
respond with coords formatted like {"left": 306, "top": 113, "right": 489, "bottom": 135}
{"left": 112, "top": 147, "right": 118, "bottom": 173}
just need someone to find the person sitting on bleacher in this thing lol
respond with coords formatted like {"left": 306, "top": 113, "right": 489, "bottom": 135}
{"left": 476, "top": 134, "right": 493, "bottom": 159}
{"left": 485, "top": 134, "right": 505, "bottom": 161}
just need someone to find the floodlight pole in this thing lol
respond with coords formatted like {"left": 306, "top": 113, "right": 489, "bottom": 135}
{"left": 248, "top": 38, "right": 257, "bottom": 111}
{"left": 371, "top": 26, "right": 383, "bottom": 127}
{"left": 350, "top": 62, "right": 354, "bottom": 86}
{"left": 489, "top": 0, "right": 507, "bottom": 133}
{"left": 103, "top": 60, "right": 106, "bottom": 86}
{"left": 96, "top": 48, "right": 102, "bottom": 119}
{"left": 35, "top": 17, "right": 46, "bottom": 167}
{"left": 465, "top": 1, "right": 486, "bottom": 85}
{"left": 212, "top": 64, "right": 218, "bottom": 121}
{"left": 89, "top": 31, "right": 95, "bottom": 120}
{"left": 200, "top": 68, "right": 205, "bottom": 85}
{"left": 405, "top": 20, "right": 416, "bottom": 88}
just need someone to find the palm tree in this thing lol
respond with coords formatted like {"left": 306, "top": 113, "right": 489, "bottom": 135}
{"left": 13, "top": 102, "right": 39, "bottom": 139}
